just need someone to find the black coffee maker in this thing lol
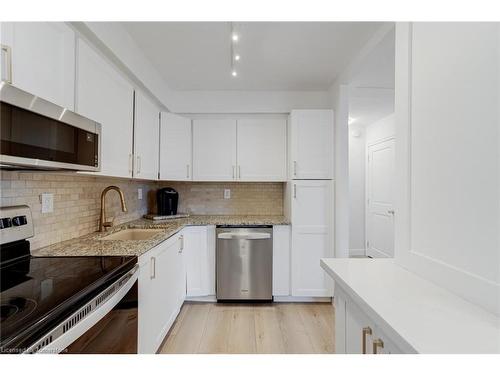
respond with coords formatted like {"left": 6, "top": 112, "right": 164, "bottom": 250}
{"left": 157, "top": 187, "right": 179, "bottom": 216}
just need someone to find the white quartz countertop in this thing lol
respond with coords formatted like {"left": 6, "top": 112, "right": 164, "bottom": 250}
{"left": 320, "top": 258, "right": 500, "bottom": 354}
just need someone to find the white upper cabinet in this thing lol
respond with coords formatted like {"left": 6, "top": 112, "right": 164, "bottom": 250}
{"left": 192, "top": 119, "right": 237, "bottom": 181}
{"left": 76, "top": 38, "right": 134, "bottom": 178}
{"left": 237, "top": 119, "right": 287, "bottom": 181}
{"left": 290, "top": 110, "right": 334, "bottom": 179}
{"left": 134, "top": 91, "right": 160, "bottom": 180}
{"left": 159, "top": 113, "right": 192, "bottom": 181}
{"left": 1, "top": 22, "right": 75, "bottom": 109}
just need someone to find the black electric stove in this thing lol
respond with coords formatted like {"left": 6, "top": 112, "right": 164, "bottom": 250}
{"left": 0, "top": 205, "right": 137, "bottom": 353}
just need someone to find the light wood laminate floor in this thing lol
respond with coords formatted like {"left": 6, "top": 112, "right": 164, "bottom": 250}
{"left": 160, "top": 302, "right": 334, "bottom": 354}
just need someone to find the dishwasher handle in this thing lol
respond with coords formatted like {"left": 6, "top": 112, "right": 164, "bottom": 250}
{"left": 217, "top": 232, "right": 271, "bottom": 240}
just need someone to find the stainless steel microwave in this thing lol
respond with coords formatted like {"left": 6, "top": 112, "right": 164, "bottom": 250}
{"left": 0, "top": 82, "right": 101, "bottom": 171}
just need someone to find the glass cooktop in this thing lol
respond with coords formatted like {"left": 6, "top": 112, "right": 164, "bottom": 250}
{"left": 0, "top": 254, "right": 136, "bottom": 352}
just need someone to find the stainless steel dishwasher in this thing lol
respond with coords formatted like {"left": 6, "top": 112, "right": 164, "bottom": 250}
{"left": 216, "top": 226, "right": 273, "bottom": 301}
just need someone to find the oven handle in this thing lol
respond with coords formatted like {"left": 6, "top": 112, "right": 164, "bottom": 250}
{"left": 25, "top": 264, "right": 139, "bottom": 354}
{"left": 217, "top": 232, "right": 271, "bottom": 240}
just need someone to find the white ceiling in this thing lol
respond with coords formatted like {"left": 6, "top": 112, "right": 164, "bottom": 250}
{"left": 121, "top": 22, "right": 384, "bottom": 91}
{"left": 348, "top": 28, "right": 395, "bottom": 127}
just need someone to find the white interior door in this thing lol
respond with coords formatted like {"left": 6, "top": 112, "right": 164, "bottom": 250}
{"left": 366, "top": 138, "right": 395, "bottom": 258}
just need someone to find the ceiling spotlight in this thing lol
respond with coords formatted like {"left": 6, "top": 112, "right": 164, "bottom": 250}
{"left": 231, "top": 33, "right": 239, "bottom": 42}
{"left": 231, "top": 70, "right": 237, "bottom": 77}
{"left": 234, "top": 54, "right": 240, "bottom": 61}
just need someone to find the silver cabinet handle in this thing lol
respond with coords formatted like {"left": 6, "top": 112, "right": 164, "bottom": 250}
{"left": 150, "top": 256, "right": 156, "bottom": 279}
{"left": 186, "top": 164, "right": 190, "bottom": 179}
{"left": 128, "top": 154, "right": 133, "bottom": 175}
{"left": 387, "top": 209, "right": 395, "bottom": 215}
{"left": 136, "top": 155, "right": 141, "bottom": 174}
{"left": 293, "top": 184, "right": 297, "bottom": 199}
{"left": 179, "top": 235, "right": 184, "bottom": 253}
{"left": 232, "top": 165, "right": 236, "bottom": 179}
{"left": 238, "top": 165, "right": 241, "bottom": 179}
{"left": 293, "top": 161, "right": 297, "bottom": 177}
{"left": 1, "top": 44, "right": 12, "bottom": 84}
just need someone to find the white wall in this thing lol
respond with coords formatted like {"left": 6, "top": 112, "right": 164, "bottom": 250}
{"left": 330, "top": 83, "right": 350, "bottom": 258}
{"left": 366, "top": 113, "right": 395, "bottom": 145}
{"left": 348, "top": 123, "right": 366, "bottom": 254}
{"left": 395, "top": 22, "right": 500, "bottom": 315}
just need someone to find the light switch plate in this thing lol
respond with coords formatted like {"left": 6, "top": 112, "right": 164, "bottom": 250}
{"left": 40, "top": 193, "right": 54, "bottom": 213}
{"left": 138, "top": 188, "right": 143, "bottom": 200}
{"left": 224, "top": 189, "right": 231, "bottom": 199}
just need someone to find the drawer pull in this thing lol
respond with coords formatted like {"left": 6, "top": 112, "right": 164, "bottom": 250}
{"left": 362, "top": 326, "right": 372, "bottom": 354}
{"left": 373, "top": 338, "right": 384, "bottom": 354}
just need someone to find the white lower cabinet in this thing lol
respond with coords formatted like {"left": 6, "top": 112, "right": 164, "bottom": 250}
{"left": 184, "top": 226, "right": 216, "bottom": 298}
{"left": 290, "top": 180, "right": 334, "bottom": 297}
{"left": 334, "top": 287, "right": 403, "bottom": 354}
{"left": 138, "top": 233, "right": 185, "bottom": 354}
{"left": 272, "top": 225, "right": 291, "bottom": 296}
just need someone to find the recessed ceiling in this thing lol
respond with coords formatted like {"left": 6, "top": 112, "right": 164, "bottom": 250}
{"left": 121, "top": 22, "right": 385, "bottom": 91}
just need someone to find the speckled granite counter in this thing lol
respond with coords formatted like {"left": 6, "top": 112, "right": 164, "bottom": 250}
{"left": 32, "top": 215, "right": 289, "bottom": 258}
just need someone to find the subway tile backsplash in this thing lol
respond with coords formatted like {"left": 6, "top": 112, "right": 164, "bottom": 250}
{"left": 0, "top": 171, "right": 284, "bottom": 250}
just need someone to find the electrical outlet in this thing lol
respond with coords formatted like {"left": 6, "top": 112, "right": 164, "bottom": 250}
{"left": 40, "top": 193, "right": 54, "bottom": 213}
{"left": 138, "top": 188, "right": 143, "bottom": 200}
{"left": 224, "top": 189, "right": 231, "bottom": 199}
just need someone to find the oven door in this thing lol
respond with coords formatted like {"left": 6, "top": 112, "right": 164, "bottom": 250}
{"left": 0, "top": 82, "right": 101, "bottom": 171}
{"left": 25, "top": 265, "right": 138, "bottom": 354}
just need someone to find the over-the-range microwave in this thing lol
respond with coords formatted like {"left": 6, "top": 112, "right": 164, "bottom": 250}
{"left": 0, "top": 82, "right": 101, "bottom": 171}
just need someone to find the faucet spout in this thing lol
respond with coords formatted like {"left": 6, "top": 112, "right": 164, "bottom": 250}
{"left": 99, "top": 186, "right": 128, "bottom": 232}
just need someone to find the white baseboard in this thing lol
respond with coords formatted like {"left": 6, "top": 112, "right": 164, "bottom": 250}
{"left": 185, "top": 295, "right": 217, "bottom": 302}
{"left": 273, "top": 296, "right": 332, "bottom": 303}
{"left": 349, "top": 248, "right": 366, "bottom": 257}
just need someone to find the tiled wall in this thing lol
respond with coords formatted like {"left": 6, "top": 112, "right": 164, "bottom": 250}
{"left": 0, "top": 171, "right": 285, "bottom": 250}
{"left": 0, "top": 171, "right": 155, "bottom": 250}
{"left": 157, "top": 181, "right": 284, "bottom": 216}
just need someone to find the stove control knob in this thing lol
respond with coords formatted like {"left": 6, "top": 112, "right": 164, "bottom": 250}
{"left": 0, "top": 217, "right": 13, "bottom": 229}
{"left": 12, "top": 215, "right": 28, "bottom": 226}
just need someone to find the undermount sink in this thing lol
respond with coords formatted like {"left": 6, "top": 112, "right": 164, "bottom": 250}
{"left": 99, "top": 228, "right": 164, "bottom": 241}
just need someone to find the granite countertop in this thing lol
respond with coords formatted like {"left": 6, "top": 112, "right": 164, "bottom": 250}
{"left": 32, "top": 215, "right": 289, "bottom": 258}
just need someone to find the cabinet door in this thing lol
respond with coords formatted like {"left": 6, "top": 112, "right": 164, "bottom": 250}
{"left": 290, "top": 110, "right": 334, "bottom": 179}
{"left": 159, "top": 112, "right": 192, "bottom": 180}
{"left": 291, "top": 180, "right": 333, "bottom": 297}
{"left": 138, "top": 236, "right": 183, "bottom": 353}
{"left": 236, "top": 119, "right": 287, "bottom": 181}
{"left": 1, "top": 22, "right": 75, "bottom": 109}
{"left": 134, "top": 91, "right": 160, "bottom": 180}
{"left": 138, "top": 246, "right": 161, "bottom": 354}
{"left": 192, "top": 119, "right": 237, "bottom": 181}
{"left": 272, "top": 225, "right": 291, "bottom": 296}
{"left": 345, "top": 299, "right": 375, "bottom": 354}
{"left": 76, "top": 38, "right": 134, "bottom": 178}
{"left": 184, "top": 226, "right": 212, "bottom": 297}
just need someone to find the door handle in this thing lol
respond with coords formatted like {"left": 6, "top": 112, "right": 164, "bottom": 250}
{"left": 238, "top": 165, "right": 241, "bottom": 179}
{"left": 150, "top": 256, "right": 156, "bottom": 279}
{"left": 232, "top": 165, "right": 236, "bottom": 179}
{"left": 186, "top": 164, "right": 190, "bottom": 179}
{"left": 293, "top": 184, "right": 297, "bottom": 199}
{"left": 362, "top": 326, "right": 372, "bottom": 354}
{"left": 373, "top": 338, "right": 384, "bottom": 354}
